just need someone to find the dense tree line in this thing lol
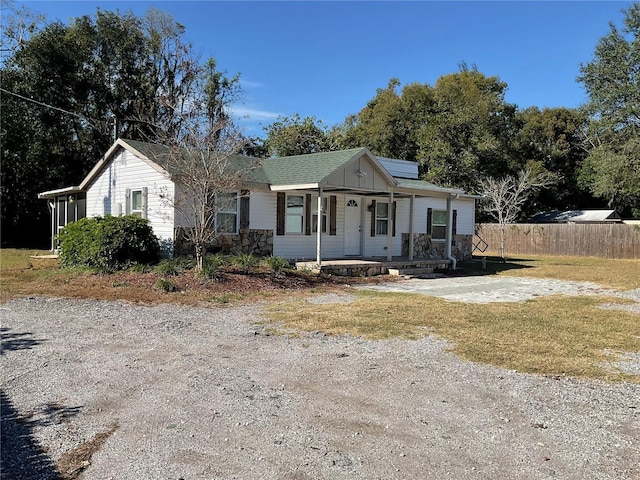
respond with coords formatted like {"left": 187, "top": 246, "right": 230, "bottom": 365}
{"left": 2, "top": 3, "right": 638, "bottom": 248}
{"left": 263, "top": 4, "right": 640, "bottom": 219}
{"left": 1, "top": 5, "right": 242, "bottom": 246}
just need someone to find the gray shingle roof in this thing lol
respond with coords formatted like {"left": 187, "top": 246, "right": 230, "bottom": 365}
{"left": 395, "top": 178, "right": 466, "bottom": 195}
{"left": 260, "top": 148, "right": 367, "bottom": 186}
{"left": 118, "top": 140, "right": 467, "bottom": 196}
{"left": 121, "top": 139, "right": 265, "bottom": 181}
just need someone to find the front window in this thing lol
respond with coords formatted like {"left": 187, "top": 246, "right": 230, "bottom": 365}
{"left": 216, "top": 192, "right": 238, "bottom": 233}
{"left": 432, "top": 210, "right": 447, "bottom": 240}
{"left": 286, "top": 194, "right": 304, "bottom": 234}
{"left": 312, "top": 197, "right": 328, "bottom": 233}
{"left": 130, "top": 190, "right": 143, "bottom": 217}
{"left": 376, "top": 202, "right": 389, "bottom": 235}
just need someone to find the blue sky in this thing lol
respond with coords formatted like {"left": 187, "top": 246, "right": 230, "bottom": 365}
{"left": 21, "top": 1, "right": 635, "bottom": 137}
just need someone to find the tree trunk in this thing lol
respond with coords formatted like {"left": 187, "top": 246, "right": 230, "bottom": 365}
{"left": 195, "top": 242, "right": 204, "bottom": 272}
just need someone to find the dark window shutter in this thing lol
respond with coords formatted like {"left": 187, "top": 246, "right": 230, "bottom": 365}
{"left": 329, "top": 195, "right": 337, "bottom": 235}
{"left": 392, "top": 201, "right": 397, "bottom": 237}
{"left": 276, "top": 192, "right": 285, "bottom": 235}
{"left": 305, "top": 194, "right": 312, "bottom": 235}
{"left": 452, "top": 209, "right": 457, "bottom": 236}
{"left": 240, "top": 190, "right": 250, "bottom": 229}
{"left": 125, "top": 189, "right": 131, "bottom": 215}
{"left": 426, "top": 207, "right": 432, "bottom": 235}
{"left": 370, "top": 199, "right": 376, "bottom": 237}
{"left": 142, "top": 187, "right": 148, "bottom": 219}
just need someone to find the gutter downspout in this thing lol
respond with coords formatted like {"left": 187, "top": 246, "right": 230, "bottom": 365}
{"left": 409, "top": 194, "right": 415, "bottom": 260}
{"left": 387, "top": 190, "right": 394, "bottom": 261}
{"left": 445, "top": 194, "right": 457, "bottom": 270}
{"left": 316, "top": 187, "right": 323, "bottom": 267}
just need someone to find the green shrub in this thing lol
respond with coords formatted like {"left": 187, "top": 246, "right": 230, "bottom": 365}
{"left": 155, "top": 258, "right": 183, "bottom": 276}
{"left": 231, "top": 252, "right": 259, "bottom": 274}
{"left": 200, "top": 254, "right": 227, "bottom": 281}
{"left": 153, "top": 278, "right": 178, "bottom": 292}
{"left": 128, "top": 263, "right": 153, "bottom": 273}
{"left": 261, "top": 256, "right": 292, "bottom": 274}
{"left": 57, "top": 215, "right": 160, "bottom": 272}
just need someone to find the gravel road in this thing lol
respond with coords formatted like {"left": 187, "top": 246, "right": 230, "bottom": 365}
{"left": 2, "top": 296, "right": 639, "bottom": 480}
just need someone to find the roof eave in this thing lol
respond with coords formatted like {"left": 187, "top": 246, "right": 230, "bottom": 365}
{"left": 270, "top": 183, "right": 320, "bottom": 191}
{"left": 38, "top": 186, "right": 82, "bottom": 199}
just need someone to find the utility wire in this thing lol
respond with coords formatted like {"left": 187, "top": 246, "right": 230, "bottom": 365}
{"left": 0, "top": 86, "right": 107, "bottom": 131}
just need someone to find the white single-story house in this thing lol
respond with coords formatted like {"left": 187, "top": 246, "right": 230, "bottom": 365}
{"left": 39, "top": 138, "right": 478, "bottom": 271}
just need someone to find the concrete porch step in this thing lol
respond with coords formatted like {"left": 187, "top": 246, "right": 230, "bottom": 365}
{"left": 388, "top": 267, "right": 435, "bottom": 277}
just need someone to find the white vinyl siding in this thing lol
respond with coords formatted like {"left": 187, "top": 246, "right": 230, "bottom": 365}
{"left": 409, "top": 197, "right": 475, "bottom": 236}
{"left": 266, "top": 192, "right": 345, "bottom": 259}
{"left": 363, "top": 196, "right": 405, "bottom": 257}
{"left": 85, "top": 148, "right": 175, "bottom": 245}
{"left": 452, "top": 198, "right": 475, "bottom": 235}
{"left": 250, "top": 191, "right": 277, "bottom": 230}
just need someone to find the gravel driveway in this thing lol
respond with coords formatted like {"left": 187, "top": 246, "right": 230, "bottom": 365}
{"left": 2, "top": 295, "right": 639, "bottom": 480}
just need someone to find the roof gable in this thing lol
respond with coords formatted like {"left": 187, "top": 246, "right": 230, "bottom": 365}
{"left": 262, "top": 148, "right": 397, "bottom": 190}
{"left": 79, "top": 138, "right": 170, "bottom": 190}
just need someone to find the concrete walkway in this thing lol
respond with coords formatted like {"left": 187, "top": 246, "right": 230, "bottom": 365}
{"left": 358, "top": 275, "right": 640, "bottom": 305}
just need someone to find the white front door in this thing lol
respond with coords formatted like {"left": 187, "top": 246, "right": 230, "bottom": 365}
{"left": 344, "top": 196, "right": 362, "bottom": 256}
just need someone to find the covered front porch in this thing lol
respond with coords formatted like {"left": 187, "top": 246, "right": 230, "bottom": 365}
{"left": 295, "top": 256, "right": 452, "bottom": 277}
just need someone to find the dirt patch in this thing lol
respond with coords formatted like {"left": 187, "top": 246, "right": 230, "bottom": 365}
{"left": 57, "top": 423, "right": 119, "bottom": 479}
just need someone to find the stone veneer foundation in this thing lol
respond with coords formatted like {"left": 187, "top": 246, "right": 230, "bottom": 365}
{"left": 401, "top": 233, "right": 473, "bottom": 261}
{"left": 175, "top": 228, "right": 274, "bottom": 257}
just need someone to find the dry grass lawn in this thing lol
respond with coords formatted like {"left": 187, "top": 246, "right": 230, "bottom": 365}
{"left": 2, "top": 248, "right": 638, "bottom": 383}
{"left": 468, "top": 254, "right": 640, "bottom": 290}
{"left": 265, "top": 292, "right": 639, "bottom": 383}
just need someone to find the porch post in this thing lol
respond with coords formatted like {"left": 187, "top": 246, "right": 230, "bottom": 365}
{"left": 387, "top": 190, "right": 394, "bottom": 261}
{"left": 445, "top": 195, "right": 456, "bottom": 269}
{"left": 316, "top": 188, "right": 323, "bottom": 267}
{"left": 409, "top": 194, "right": 415, "bottom": 260}
{"left": 49, "top": 201, "right": 55, "bottom": 251}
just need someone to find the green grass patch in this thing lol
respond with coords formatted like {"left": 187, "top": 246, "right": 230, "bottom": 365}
{"left": 264, "top": 291, "right": 640, "bottom": 383}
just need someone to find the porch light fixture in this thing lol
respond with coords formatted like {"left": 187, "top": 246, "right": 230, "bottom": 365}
{"left": 356, "top": 168, "right": 367, "bottom": 178}
{"left": 68, "top": 195, "right": 76, "bottom": 203}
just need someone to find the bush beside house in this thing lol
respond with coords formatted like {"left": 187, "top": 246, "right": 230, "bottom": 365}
{"left": 57, "top": 215, "right": 160, "bottom": 271}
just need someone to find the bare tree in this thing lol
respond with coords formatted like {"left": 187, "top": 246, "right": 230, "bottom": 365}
{"left": 0, "top": 0, "right": 45, "bottom": 55}
{"left": 479, "top": 169, "right": 556, "bottom": 261}
{"left": 152, "top": 117, "right": 258, "bottom": 271}
{"left": 148, "top": 56, "right": 258, "bottom": 271}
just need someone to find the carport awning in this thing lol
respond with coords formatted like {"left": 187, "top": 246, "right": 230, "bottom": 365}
{"left": 38, "top": 186, "right": 82, "bottom": 199}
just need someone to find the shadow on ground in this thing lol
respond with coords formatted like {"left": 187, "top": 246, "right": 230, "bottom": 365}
{"left": 1, "top": 389, "right": 62, "bottom": 480}
{"left": 439, "top": 256, "right": 535, "bottom": 277}
{"left": 1, "top": 327, "right": 47, "bottom": 355}
{"left": 1, "top": 327, "right": 63, "bottom": 479}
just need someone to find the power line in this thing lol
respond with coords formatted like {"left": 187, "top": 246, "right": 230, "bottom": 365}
{"left": 0, "top": 86, "right": 107, "bottom": 130}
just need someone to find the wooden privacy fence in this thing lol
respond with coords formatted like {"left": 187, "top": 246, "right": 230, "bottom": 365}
{"left": 475, "top": 223, "right": 640, "bottom": 259}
